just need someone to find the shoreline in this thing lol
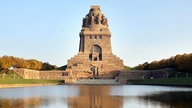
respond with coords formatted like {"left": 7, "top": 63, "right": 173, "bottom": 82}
{"left": 0, "top": 83, "right": 60, "bottom": 88}
{"left": 131, "top": 83, "right": 192, "bottom": 87}
{"left": 1, "top": 83, "right": 192, "bottom": 88}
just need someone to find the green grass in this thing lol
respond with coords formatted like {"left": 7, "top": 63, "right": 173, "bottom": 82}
{"left": 128, "top": 78, "right": 192, "bottom": 85}
{"left": 0, "top": 78, "right": 63, "bottom": 84}
{"left": 0, "top": 72, "right": 21, "bottom": 79}
{"left": 0, "top": 72, "right": 63, "bottom": 84}
{"left": 124, "top": 66, "right": 135, "bottom": 70}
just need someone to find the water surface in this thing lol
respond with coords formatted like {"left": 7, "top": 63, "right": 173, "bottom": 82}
{"left": 0, "top": 85, "right": 192, "bottom": 108}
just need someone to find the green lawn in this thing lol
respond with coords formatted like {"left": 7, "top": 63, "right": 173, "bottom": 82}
{"left": 0, "top": 72, "right": 21, "bottom": 79}
{"left": 0, "top": 78, "right": 63, "bottom": 84}
{"left": 128, "top": 78, "right": 192, "bottom": 85}
{"left": 0, "top": 72, "right": 63, "bottom": 84}
{"left": 124, "top": 66, "right": 134, "bottom": 70}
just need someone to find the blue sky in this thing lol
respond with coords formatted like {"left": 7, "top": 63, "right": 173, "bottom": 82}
{"left": 0, "top": 0, "right": 192, "bottom": 67}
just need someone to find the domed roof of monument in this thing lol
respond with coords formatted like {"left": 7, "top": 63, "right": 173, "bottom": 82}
{"left": 89, "top": 6, "right": 102, "bottom": 16}
{"left": 82, "top": 6, "right": 109, "bottom": 29}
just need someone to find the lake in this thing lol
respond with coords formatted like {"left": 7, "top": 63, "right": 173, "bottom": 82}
{"left": 0, "top": 85, "right": 192, "bottom": 108}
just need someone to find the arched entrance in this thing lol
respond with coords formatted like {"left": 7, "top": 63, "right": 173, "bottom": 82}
{"left": 89, "top": 45, "right": 102, "bottom": 61}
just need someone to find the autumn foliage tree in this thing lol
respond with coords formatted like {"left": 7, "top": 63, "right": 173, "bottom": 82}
{"left": 135, "top": 53, "right": 192, "bottom": 73}
{"left": 0, "top": 55, "right": 57, "bottom": 72}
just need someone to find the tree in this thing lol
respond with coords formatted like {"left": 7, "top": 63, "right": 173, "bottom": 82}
{"left": 135, "top": 53, "right": 192, "bottom": 73}
{"left": 0, "top": 55, "right": 57, "bottom": 71}
{"left": 27, "top": 59, "right": 42, "bottom": 70}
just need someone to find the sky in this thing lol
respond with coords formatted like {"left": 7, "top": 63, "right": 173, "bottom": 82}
{"left": 0, "top": 0, "right": 192, "bottom": 67}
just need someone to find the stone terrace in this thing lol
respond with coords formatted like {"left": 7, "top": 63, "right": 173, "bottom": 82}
{"left": 116, "top": 68, "right": 176, "bottom": 84}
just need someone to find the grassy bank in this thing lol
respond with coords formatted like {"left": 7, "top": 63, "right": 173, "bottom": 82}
{"left": 0, "top": 78, "right": 63, "bottom": 84}
{"left": 128, "top": 78, "right": 192, "bottom": 86}
{"left": 0, "top": 71, "right": 63, "bottom": 84}
{"left": 0, "top": 72, "right": 64, "bottom": 88}
{"left": 124, "top": 66, "right": 135, "bottom": 70}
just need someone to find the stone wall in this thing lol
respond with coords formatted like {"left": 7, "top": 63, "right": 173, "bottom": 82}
{"left": 13, "top": 68, "right": 39, "bottom": 79}
{"left": 39, "top": 71, "right": 69, "bottom": 80}
{"left": 13, "top": 68, "right": 177, "bottom": 84}
{"left": 13, "top": 68, "right": 71, "bottom": 82}
{"left": 116, "top": 68, "right": 177, "bottom": 84}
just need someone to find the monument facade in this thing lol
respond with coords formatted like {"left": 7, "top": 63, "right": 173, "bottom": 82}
{"left": 66, "top": 6, "right": 124, "bottom": 79}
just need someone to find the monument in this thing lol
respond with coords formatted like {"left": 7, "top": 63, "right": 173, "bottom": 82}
{"left": 66, "top": 6, "right": 124, "bottom": 79}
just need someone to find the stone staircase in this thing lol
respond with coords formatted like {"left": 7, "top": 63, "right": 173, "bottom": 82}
{"left": 72, "top": 79, "right": 120, "bottom": 85}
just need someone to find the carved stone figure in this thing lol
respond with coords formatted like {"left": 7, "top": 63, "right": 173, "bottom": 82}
{"left": 91, "top": 15, "right": 94, "bottom": 25}
{"left": 82, "top": 18, "right": 86, "bottom": 27}
{"left": 85, "top": 16, "right": 89, "bottom": 25}
{"left": 104, "top": 18, "right": 108, "bottom": 26}
{"left": 97, "top": 13, "right": 102, "bottom": 24}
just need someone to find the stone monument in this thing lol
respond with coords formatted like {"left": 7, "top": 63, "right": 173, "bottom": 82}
{"left": 66, "top": 6, "right": 124, "bottom": 79}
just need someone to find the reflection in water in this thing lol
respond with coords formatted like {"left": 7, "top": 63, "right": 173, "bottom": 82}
{"left": 0, "top": 85, "right": 192, "bottom": 108}
{"left": 140, "top": 91, "right": 192, "bottom": 108}
{"left": 68, "top": 85, "right": 122, "bottom": 108}
{"left": 0, "top": 97, "right": 41, "bottom": 108}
